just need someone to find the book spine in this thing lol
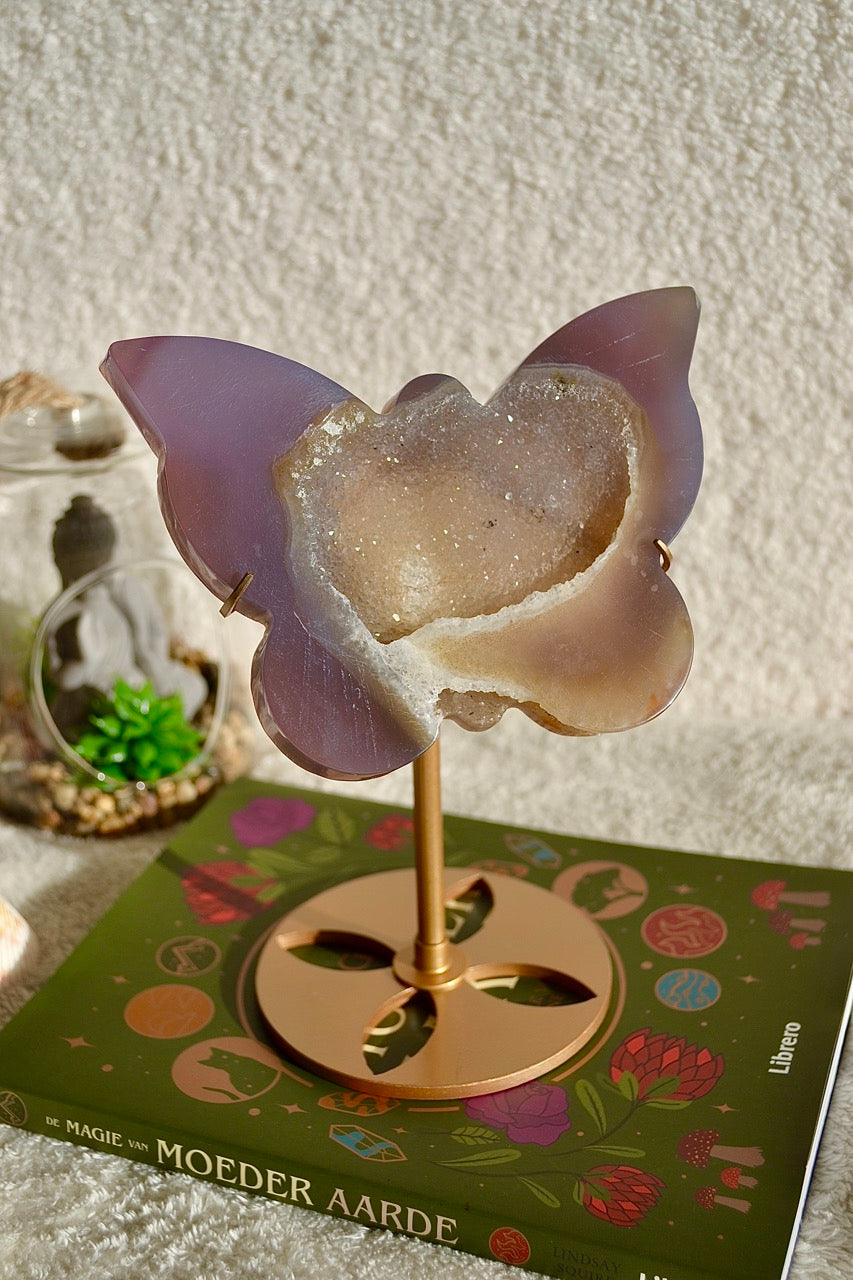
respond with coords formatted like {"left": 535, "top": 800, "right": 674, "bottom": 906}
{"left": 4, "top": 1088, "right": 724, "bottom": 1280}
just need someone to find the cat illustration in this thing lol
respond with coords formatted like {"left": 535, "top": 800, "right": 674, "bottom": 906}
{"left": 198, "top": 1046, "right": 278, "bottom": 1101}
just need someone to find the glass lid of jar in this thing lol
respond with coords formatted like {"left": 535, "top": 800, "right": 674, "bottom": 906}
{"left": 0, "top": 392, "right": 145, "bottom": 475}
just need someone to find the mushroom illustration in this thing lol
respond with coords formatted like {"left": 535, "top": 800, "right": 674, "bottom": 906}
{"left": 751, "top": 880, "right": 830, "bottom": 911}
{"left": 720, "top": 1166, "right": 757, "bottom": 1190}
{"left": 768, "top": 909, "right": 792, "bottom": 935}
{"left": 696, "top": 1187, "right": 750, "bottom": 1213}
{"left": 789, "top": 931, "right": 821, "bottom": 950}
{"left": 768, "top": 910, "right": 825, "bottom": 936}
{"left": 677, "top": 1129, "right": 764, "bottom": 1168}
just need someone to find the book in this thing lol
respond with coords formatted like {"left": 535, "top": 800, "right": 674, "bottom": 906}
{"left": 1, "top": 776, "right": 850, "bottom": 1280}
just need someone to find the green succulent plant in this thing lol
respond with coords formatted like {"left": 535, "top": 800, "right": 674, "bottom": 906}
{"left": 73, "top": 679, "right": 203, "bottom": 783}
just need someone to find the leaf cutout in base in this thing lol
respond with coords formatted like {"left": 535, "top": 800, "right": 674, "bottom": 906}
{"left": 472, "top": 967, "right": 595, "bottom": 1008}
{"left": 288, "top": 932, "right": 393, "bottom": 973}
{"left": 363, "top": 990, "right": 436, "bottom": 1076}
{"left": 445, "top": 879, "right": 493, "bottom": 943}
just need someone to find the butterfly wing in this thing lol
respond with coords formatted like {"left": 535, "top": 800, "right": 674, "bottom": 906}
{"left": 101, "top": 336, "right": 433, "bottom": 780}
{"left": 511, "top": 285, "right": 702, "bottom": 539}
{"left": 462, "top": 287, "right": 701, "bottom": 733}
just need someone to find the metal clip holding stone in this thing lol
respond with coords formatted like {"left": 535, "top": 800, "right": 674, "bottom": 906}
{"left": 654, "top": 539, "right": 672, "bottom": 573}
{"left": 220, "top": 571, "right": 254, "bottom": 617}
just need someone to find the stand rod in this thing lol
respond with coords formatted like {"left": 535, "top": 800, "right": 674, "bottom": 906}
{"left": 412, "top": 737, "right": 451, "bottom": 976}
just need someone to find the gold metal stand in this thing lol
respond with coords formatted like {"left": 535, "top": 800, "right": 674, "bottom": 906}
{"left": 255, "top": 738, "right": 613, "bottom": 1098}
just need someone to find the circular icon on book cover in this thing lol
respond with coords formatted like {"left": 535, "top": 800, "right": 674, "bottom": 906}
{"left": 655, "top": 968, "right": 722, "bottom": 1012}
{"left": 172, "top": 1036, "right": 283, "bottom": 1103}
{"left": 641, "top": 905, "right": 727, "bottom": 957}
{"left": 0, "top": 1090, "right": 27, "bottom": 1126}
{"left": 156, "top": 935, "right": 222, "bottom": 978}
{"left": 553, "top": 861, "right": 648, "bottom": 919}
{"left": 124, "top": 984, "right": 215, "bottom": 1039}
{"left": 489, "top": 1227, "right": 531, "bottom": 1265}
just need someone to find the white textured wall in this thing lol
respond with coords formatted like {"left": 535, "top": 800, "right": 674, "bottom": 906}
{"left": 2, "top": 0, "right": 850, "bottom": 722}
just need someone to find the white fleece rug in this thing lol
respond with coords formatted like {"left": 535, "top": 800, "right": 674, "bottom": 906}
{"left": 0, "top": 712, "right": 850, "bottom": 1280}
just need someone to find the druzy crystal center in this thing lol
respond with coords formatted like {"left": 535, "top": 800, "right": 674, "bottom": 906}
{"left": 277, "top": 367, "right": 640, "bottom": 644}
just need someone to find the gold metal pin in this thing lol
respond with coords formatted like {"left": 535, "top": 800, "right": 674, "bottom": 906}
{"left": 220, "top": 571, "right": 254, "bottom": 617}
{"left": 654, "top": 539, "right": 672, "bottom": 573}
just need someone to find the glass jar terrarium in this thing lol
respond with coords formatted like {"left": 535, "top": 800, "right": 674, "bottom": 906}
{"left": 0, "top": 378, "right": 255, "bottom": 835}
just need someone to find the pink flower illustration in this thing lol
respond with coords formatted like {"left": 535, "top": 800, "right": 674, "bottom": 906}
{"left": 230, "top": 795, "right": 316, "bottom": 847}
{"left": 465, "top": 1081, "right": 571, "bottom": 1146}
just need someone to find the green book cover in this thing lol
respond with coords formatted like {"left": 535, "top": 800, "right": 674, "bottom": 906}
{"left": 1, "top": 777, "right": 850, "bottom": 1280}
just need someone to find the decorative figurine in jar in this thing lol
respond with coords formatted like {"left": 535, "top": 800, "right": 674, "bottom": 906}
{"left": 0, "top": 371, "right": 255, "bottom": 835}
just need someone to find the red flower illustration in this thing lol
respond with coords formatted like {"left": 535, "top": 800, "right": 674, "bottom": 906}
{"left": 465, "top": 1081, "right": 571, "bottom": 1146}
{"left": 580, "top": 1165, "right": 665, "bottom": 1227}
{"left": 610, "top": 1027, "right": 724, "bottom": 1101}
{"left": 230, "top": 795, "right": 316, "bottom": 847}
{"left": 181, "top": 860, "right": 277, "bottom": 924}
{"left": 365, "top": 814, "right": 415, "bottom": 851}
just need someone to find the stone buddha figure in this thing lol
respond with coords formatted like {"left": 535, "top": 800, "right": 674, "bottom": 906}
{"left": 47, "top": 494, "right": 206, "bottom": 738}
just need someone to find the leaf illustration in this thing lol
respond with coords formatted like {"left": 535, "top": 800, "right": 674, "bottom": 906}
{"left": 586, "top": 1144, "right": 645, "bottom": 1158}
{"left": 575, "top": 1079, "right": 607, "bottom": 1135}
{"left": 246, "top": 848, "right": 301, "bottom": 878}
{"left": 255, "top": 883, "right": 286, "bottom": 905}
{"left": 316, "top": 806, "right": 357, "bottom": 845}
{"left": 307, "top": 844, "right": 343, "bottom": 865}
{"left": 597, "top": 1071, "right": 624, "bottom": 1097}
{"left": 645, "top": 1097, "right": 691, "bottom": 1110}
{"left": 615, "top": 1070, "right": 640, "bottom": 1102}
{"left": 571, "top": 1179, "right": 586, "bottom": 1207}
{"left": 440, "top": 1148, "right": 522, "bottom": 1169}
{"left": 450, "top": 1126, "right": 501, "bottom": 1146}
{"left": 641, "top": 1074, "right": 680, "bottom": 1099}
{"left": 519, "top": 1177, "right": 561, "bottom": 1209}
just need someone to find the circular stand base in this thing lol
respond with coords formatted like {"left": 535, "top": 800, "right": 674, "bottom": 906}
{"left": 255, "top": 867, "right": 613, "bottom": 1099}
